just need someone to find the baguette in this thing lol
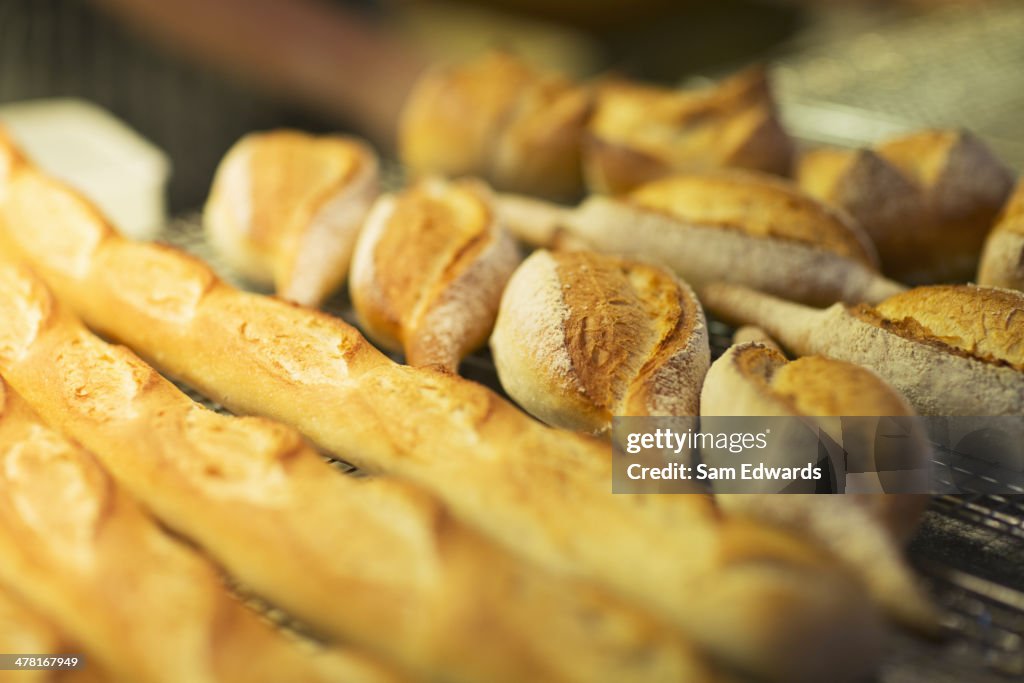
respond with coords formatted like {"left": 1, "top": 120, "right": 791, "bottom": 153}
{"left": 0, "top": 264, "right": 718, "bottom": 683}
{"left": 702, "top": 282, "right": 1024, "bottom": 416}
{"left": 490, "top": 249, "right": 709, "bottom": 433}
{"left": 203, "top": 130, "right": 379, "bottom": 306}
{"left": 583, "top": 66, "right": 794, "bottom": 195}
{"left": 349, "top": 177, "right": 521, "bottom": 371}
{"left": 0, "top": 143, "right": 885, "bottom": 683}
{"left": 701, "top": 343, "right": 936, "bottom": 631}
{"left": 978, "top": 180, "right": 1024, "bottom": 291}
{"left": 798, "top": 130, "right": 1014, "bottom": 283}
{"left": 0, "top": 377, "right": 398, "bottom": 683}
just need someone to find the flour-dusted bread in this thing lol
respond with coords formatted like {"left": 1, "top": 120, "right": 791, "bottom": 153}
{"left": 701, "top": 342, "right": 936, "bottom": 631}
{"left": 399, "top": 51, "right": 591, "bottom": 201}
{"left": 979, "top": 180, "right": 1024, "bottom": 291}
{"left": 349, "top": 177, "right": 521, "bottom": 371}
{"left": 491, "top": 249, "right": 709, "bottom": 434}
{"left": 703, "top": 282, "right": 1024, "bottom": 416}
{"left": 204, "top": 129, "right": 379, "bottom": 306}
{"left": 799, "top": 130, "right": 1014, "bottom": 283}
{"left": 583, "top": 66, "right": 794, "bottom": 195}
{"left": 0, "top": 144, "right": 885, "bottom": 683}
{"left": 0, "top": 376, "right": 399, "bottom": 683}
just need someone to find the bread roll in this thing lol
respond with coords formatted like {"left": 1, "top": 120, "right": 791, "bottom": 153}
{"left": 555, "top": 171, "right": 904, "bottom": 306}
{"left": 978, "top": 180, "right": 1024, "bottom": 291}
{"left": 349, "top": 177, "right": 521, "bottom": 371}
{"left": 0, "top": 377, "right": 398, "bottom": 683}
{"left": 583, "top": 66, "right": 794, "bottom": 195}
{"left": 204, "top": 129, "right": 379, "bottom": 306}
{"left": 399, "top": 51, "right": 591, "bottom": 200}
{"left": 491, "top": 249, "right": 709, "bottom": 433}
{"left": 799, "top": 130, "right": 1014, "bottom": 283}
{"left": 731, "top": 325, "right": 782, "bottom": 352}
{"left": 702, "top": 282, "right": 1024, "bottom": 416}
{"left": 0, "top": 150, "right": 885, "bottom": 683}
{"left": 701, "top": 343, "right": 936, "bottom": 631}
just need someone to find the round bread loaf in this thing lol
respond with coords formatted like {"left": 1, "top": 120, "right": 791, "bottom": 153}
{"left": 978, "top": 180, "right": 1024, "bottom": 291}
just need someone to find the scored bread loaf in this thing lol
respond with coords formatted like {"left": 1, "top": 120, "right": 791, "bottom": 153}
{"left": 0, "top": 264, "right": 721, "bottom": 683}
{"left": 203, "top": 129, "right": 379, "bottom": 306}
{"left": 532, "top": 171, "right": 905, "bottom": 306}
{"left": 0, "top": 376, "right": 399, "bottom": 683}
{"left": 701, "top": 342, "right": 936, "bottom": 631}
{"left": 399, "top": 51, "right": 592, "bottom": 201}
{"left": 583, "top": 66, "right": 794, "bottom": 195}
{"left": 979, "top": 180, "right": 1024, "bottom": 291}
{"left": 702, "top": 282, "right": 1024, "bottom": 417}
{"left": 0, "top": 143, "right": 885, "bottom": 683}
{"left": 349, "top": 177, "right": 521, "bottom": 371}
{"left": 798, "top": 129, "right": 1015, "bottom": 283}
{"left": 490, "top": 249, "right": 709, "bottom": 433}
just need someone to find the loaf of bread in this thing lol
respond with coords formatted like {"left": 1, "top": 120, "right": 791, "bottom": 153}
{"left": 349, "top": 177, "right": 521, "bottom": 371}
{"left": 490, "top": 249, "right": 709, "bottom": 433}
{"left": 799, "top": 129, "right": 1014, "bottom": 283}
{"left": 550, "top": 171, "right": 905, "bottom": 306}
{"left": 0, "top": 146, "right": 885, "bottom": 683}
{"left": 583, "top": 66, "right": 794, "bottom": 195}
{"left": 399, "top": 51, "right": 591, "bottom": 201}
{"left": 702, "top": 282, "right": 1024, "bottom": 416}
{"left": 0, "top": 376, "right": 399, "bottom": 683}
{"left": 701, "top": 342, "right": 936, "bottom": 631}
{"left": 0, "top": 587, "right": 96, "bottom": 683}
{"left": 204, "top": 129, "right": 379, "bottom": 306}
{"left": 978, "top": 180, "right": 1024, "bottom": 291}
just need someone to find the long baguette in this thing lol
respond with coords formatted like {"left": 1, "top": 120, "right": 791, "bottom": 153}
{"left": 0, "top": 264, "right": 717, "bottom": 683}
{"left": 0, "top": 150, "right": 884, "bottom": 682}
{"left": 0, "top": 377, "right": 398, "bottom": 683}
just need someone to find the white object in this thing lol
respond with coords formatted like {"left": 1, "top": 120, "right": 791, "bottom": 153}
{"left": 0, "top": 98, "right": 171, "bottom": 240}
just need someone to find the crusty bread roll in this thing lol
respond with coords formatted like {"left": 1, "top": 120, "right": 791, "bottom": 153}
{"left": 702, "top": 282, "right": 1024, "bottom": 416}
{"left": 0, "top": 377, "right": 398, "bottom": 683}
{"left": 701, "top": 343, "right": 936, "bottom": 631}
{"left": 731, "top": 325, "right": 782, "bottom": 352}
{"left": 583, "top": 66, "right": 794, "bottom": 195}
{"left": 547, "top": 171, "right": 905, "bottom": 306}
{"left": 203, "top": 129, "right": 379, "bottom": 307}
{"left": 979, "top": 180, "right": 1024, "bottom": 291}
{"left": 349, "top": 177, "right": 521, "bottom": 371}
{"left": 399, "top": 51, "right": 591, "bottom": 201}
{"left": 0, "top": 149, "right": 885, "bottom": 683}
{"left": 490, "top": 249, "right": 709, "bottom": 434}
{"left": 799, "top": 130, "right": 1014, "bottom": 284}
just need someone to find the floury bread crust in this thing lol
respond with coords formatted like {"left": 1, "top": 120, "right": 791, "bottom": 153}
{"left": 490, "top": 249, "right": 709, "bottom": 434}
{"left": 0, "top": 378, "right": 397, "bottom": 683}
{"left": 203, "top": 129, "right": 379, "bottom": 307}
{"left": 349, "top": 178, "right": 521, "bottom": 372}
{"left": 979, "top": 180, "right": 1024, "bottom": 291}
{"left": 0, "top": 147, "right": 885, "bottom": 683}
{"left": 702, "top": 282, "right": 1024, "bottom": 416}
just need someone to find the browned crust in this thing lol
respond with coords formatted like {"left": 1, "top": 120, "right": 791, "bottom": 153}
{"left": 991, "top": 179, "right": 1024, "bottom": 236}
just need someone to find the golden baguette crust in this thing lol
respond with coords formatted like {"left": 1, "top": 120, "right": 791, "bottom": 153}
{"left": 491, "top": 249, "right": 709, "bottom": 433}
{"left": 0, "top": 157, "right": 887, "bottom": 683}
{"left": 979, "top": 180, "right": 1024, "bottom": 290}
{"left": 349, "top": 178, "right": 521, "bottom": 371}
{"left": 583, "top": 66, "right": 794, "bottom": 195}
{"left": 0, "top": 377, "right": 396, "bottom": 683}
{"left": 204, "top": 129, "right": 379, "bottom": 306}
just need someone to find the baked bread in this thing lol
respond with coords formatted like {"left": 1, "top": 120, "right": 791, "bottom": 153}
{"left": 399, "top": 51, "right": 591, "bottom": 201}
{"left": 701, "top": 342, "right": 936, "bottom": 631}
{"left": 490, "top": 249, "right": 709, "bottom": 434}
{"left": 203, "top": 129, "right": 379, "bottom": 306}
{"left": 731, "top": 325, "right": 782, "bottom": 352}
{"left": 551, "top": 171, "right": 904, "bottom": 306}
{"left": 0, "top": 587, "right": 94, "bottom": 683}
{"left": 0, "top": 376, "right": 398, "bottom": 683}
{"left": 349, "top": 177, "right": 521, "bottom": 371}
{"left": 978, "top": 179, "right": 1024, "bottom": 291}
{"left": 702, "top": 282, "right": 1024, "bottom": 417}
{"left": 799, "top": 130, "right": 1014, "bottom": 283}
{"left": 0, "top": 150, "right": 885, "bottom": 683}
{"left": 583, "top": 66, "right": 794, "bottom": 195}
